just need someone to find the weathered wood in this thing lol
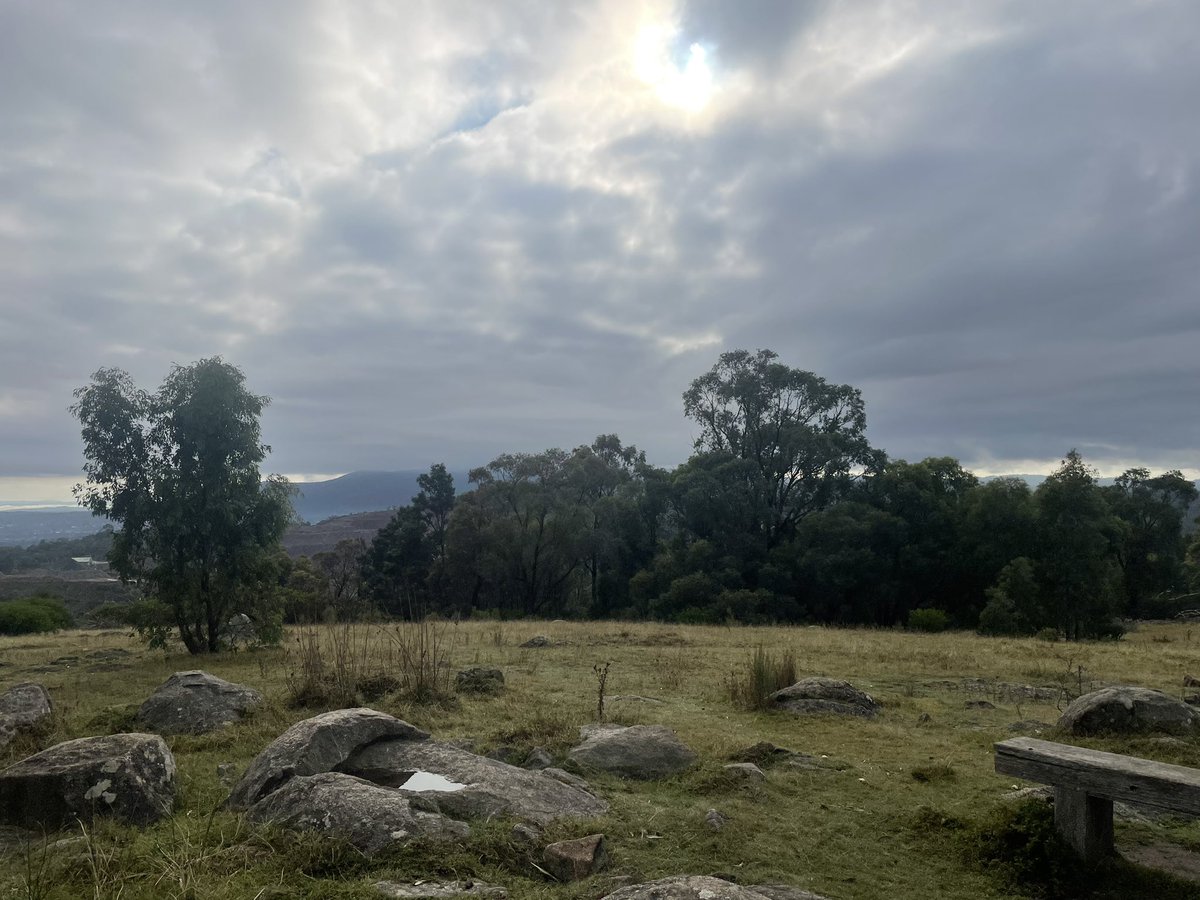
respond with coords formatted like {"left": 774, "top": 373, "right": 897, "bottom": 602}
{"left": 995, "top": 737, "right": 1200, "bottom": 815}
{"left": 1054, "top": 787, "right": 1113, "bottom": 861}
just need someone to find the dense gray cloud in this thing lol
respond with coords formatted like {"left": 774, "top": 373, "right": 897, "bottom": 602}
{"left": 1, "top": 0, "right": 1197, "bottom": 499}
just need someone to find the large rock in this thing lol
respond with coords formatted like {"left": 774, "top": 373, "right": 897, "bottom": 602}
{"left": 568, "top": 725, "right": 696, "bottom": 779}
{"left": 224, "top": 613, "right": 258, "bottom": 646}
{"left": 342, "top": 737, "right": 609, "bottom": 826}
{"left": 136, "top": 670, "right": 262, "bottom": 735}
{"left": 226, "top": 708, "right": 429, "bottom": 809}
{"left": 600, "top": 876, "right": 829, "bottom": 900}
{"left": 768, "top": 678, "right": 879, "bottom": 718}
{"left": 245, "top": 771, "right": 467, "bottom": 855}
{"left": 1058, "top": 686, "right": 1200, "bottom": 736}
{"left": 0, "top": 733, "right": 176, "bottom": 828}
{"left": 0, "top": 683, "right": 53, "bottom": 749}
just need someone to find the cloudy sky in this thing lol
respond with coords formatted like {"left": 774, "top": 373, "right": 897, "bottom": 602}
{"left": 2, "top": 0, "right": 1198, "bottom": 502}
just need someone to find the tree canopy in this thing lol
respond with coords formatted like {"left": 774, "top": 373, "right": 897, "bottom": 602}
{"left": 683, "top": 349, "right": 883, "bottom": 546}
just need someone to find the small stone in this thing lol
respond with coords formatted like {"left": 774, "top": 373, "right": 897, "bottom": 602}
{"left": 217, "top": 763, "right": 237, "bottom": 786}
{"left": 965, "top": 700, "right": 996, "bottom": 710}
{"left": 543, "top": 833, "right": 609, "bottom": 882}
{"left": 1184, "top": 674, "right": 1200, "bottom": 688}
{"left": 374, "top": 880, "right": 508, "bottom": 898}
{"left": 704, "top": 808, "right": 729, "bottom": 831}
{"left": 723, "top": 763, "right": 766, "bottom": 782}
{"left": 917, "top": 713, "right": 932, "bottom": 724}
{"left": 0, "top": 682, "right": 53, "bottom": 749}
{"left": 1149, "top": 736, "right": 1190, "bottom": 748}
{"left": 600, "top": 875, "right": 830, "bottom": 899}
{"left": 523, "top": 747, "right": 553, "bottom": 770}
{"left": 520, "top": 636, "right": 551, "bottom": 648}
{"left": 510, "top": 822, "right": 542, "bottom": 845}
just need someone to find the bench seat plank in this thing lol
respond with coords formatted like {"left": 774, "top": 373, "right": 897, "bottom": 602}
{"left": 995, "top": 737, "right": 1200, "bottom": 816}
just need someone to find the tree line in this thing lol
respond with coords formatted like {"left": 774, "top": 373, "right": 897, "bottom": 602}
{"left": 328, "top": 349, "right": 1200, "bottom": 639}
{"left": 72, "top": 352, "right": 1200, "bottom": 652}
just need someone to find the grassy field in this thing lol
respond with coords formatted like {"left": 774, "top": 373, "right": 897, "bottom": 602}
{"left": 3, "top": 619, "right": 1200, "bottom": 899}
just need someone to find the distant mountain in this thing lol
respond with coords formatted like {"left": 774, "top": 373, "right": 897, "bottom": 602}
{"left": 0, "top": 470, "right": 473, "bottom": 547}
{"left": 291, "top": 470, "right": 470, "bottom": 524}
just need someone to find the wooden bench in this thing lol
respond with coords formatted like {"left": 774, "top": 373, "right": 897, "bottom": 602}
{"left": 994, "top": 737, "right": 1200, "bottom": 861}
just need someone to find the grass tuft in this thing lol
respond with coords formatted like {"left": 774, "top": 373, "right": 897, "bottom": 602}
{"left": 725, "top": 644, "right": 797, "bottom": 710}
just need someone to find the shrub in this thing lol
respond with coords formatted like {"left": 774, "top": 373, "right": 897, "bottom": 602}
{"left": 1095, "top": 619, "right": 1127, "bottom": 641}
{"left": 908, "top": 608, "right": 950, "bottom": 633}
{"left": 727, "top": 644, "right": 798, "bottom": 710}
{"left": 383, "top": 617, "right": 455, "bottom": 705}
{"left": 972, "top": 800, "right": 1084, "bottom": 897}
{"left": 122, "top": 598, "right": 177, "bottom": 649}
{"left": 978, "top": 595, "right": 1019, "bottom": 636}
{"left": 1035, "top": 627, "right": 1060, "bottom": 642}
{"left": 0, "top": 595, "right": 72, "bottom": 635}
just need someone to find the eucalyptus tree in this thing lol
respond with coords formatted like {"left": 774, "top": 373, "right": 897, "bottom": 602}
{"left": 1034, "top": 450, "right": 1121, "bottom": 638}
{"left": 1103, "top": 468, "right": 1198, "bottom": 615}
{"left": 683, "top": 348, "right": 884, "bottom": 547}
{"left": 72, "top": 359, "right": 294, "bottom": 653}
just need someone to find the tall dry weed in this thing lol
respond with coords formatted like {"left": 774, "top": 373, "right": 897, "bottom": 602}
{"left": 726, "top": 644, "right": 798, "bottom": 710}
{"left": 382, "top": 617, "right": 456, "bottom": 704}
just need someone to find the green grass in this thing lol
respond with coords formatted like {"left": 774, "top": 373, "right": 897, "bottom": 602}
{"left": 2, "top": 620, "right": 1200, "bottom": 898}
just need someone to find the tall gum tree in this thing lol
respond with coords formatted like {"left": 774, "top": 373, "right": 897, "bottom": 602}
{"left": 72, "top": 358, "right": 294, "bottom": 653}
{"left": 682, "top": 349, "right": 884, "bottom": 547}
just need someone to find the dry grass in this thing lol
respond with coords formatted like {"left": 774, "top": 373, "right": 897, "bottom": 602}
{"left": 1, "top": 620, "right": 1200, "bottom": 898}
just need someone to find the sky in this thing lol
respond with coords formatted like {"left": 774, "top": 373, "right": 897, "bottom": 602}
{"left": 2, "top": 0, "right": 1198, "bottom": 504}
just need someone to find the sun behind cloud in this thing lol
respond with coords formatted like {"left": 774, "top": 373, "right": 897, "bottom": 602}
{"left": 634, "top": 23, "right": 714, "bottom": 112}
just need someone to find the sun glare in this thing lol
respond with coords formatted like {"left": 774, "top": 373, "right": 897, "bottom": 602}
{"left": 634, "top": 25, "right": 713, "bottom": 112}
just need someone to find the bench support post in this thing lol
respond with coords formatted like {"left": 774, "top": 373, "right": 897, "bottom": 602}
{"left": 1054, "top": 787, "right": 1113, "bottom": 862}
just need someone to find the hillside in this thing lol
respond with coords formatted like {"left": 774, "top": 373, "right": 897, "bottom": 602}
{"left": 281, "top": 509, "right": 396, "bottom": 558}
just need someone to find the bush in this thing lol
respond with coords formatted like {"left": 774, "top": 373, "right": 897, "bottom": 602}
{"left": 123, "top": 598, "right": 177, "bottom": 649}
{"left": 972, "top": 800, "right": 1084, "bottom": 897}
{"left": 1095, "top": 619, "right": 1127, "bottom": 641}
{"left": 0, "top": 595, "right": 72, "bottom": 635}
{"left": 978, "top": 595, "right": 1019, "bottom": 636}
{"left": 907, "top": 608, "right": 950, "bottom": 633}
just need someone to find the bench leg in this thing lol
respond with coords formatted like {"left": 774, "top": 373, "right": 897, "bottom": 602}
{"left": 1054, "top": 787, "right": 1113, "bottom": 862}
